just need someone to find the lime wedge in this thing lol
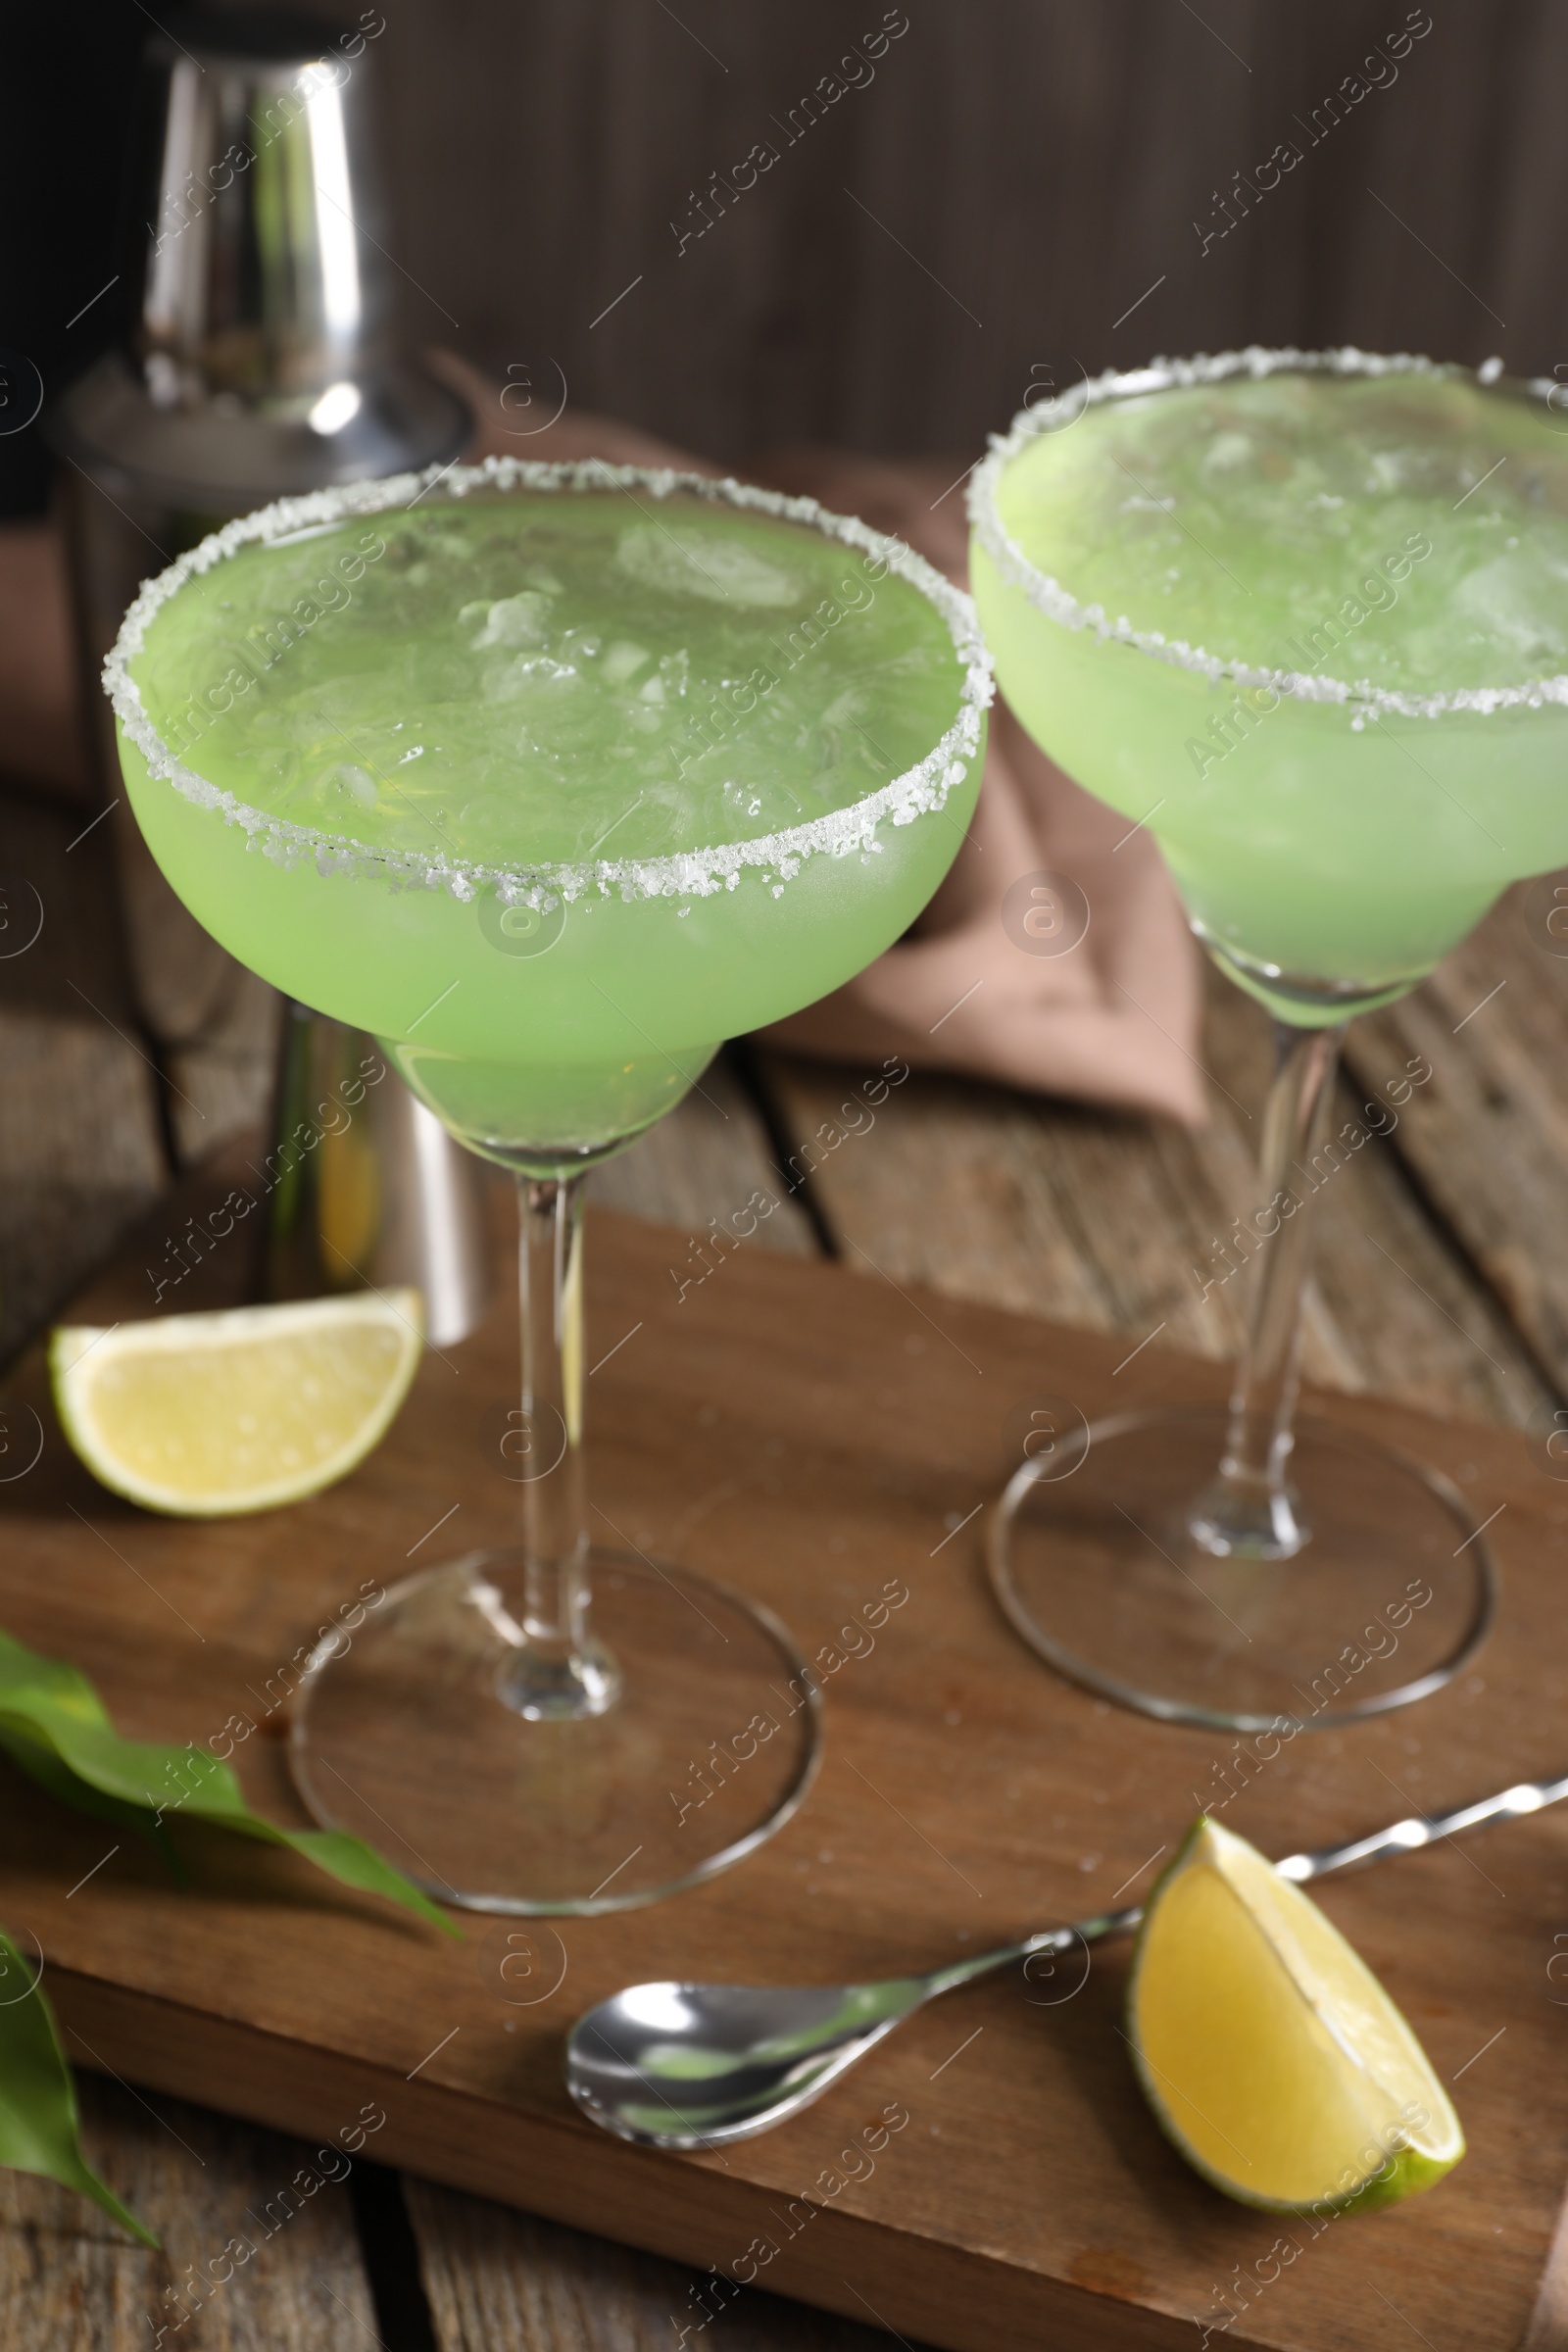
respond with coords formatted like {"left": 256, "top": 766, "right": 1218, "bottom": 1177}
{"left": 1128, "top": 1816, "right": 1463, "bottom": 2212}
{"left": 51, "top": 1293, "right": 423, "bottom": 1517}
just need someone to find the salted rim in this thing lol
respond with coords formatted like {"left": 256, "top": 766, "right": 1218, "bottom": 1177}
{"left": 968, "top": 343, "right": 1568, "bottom": 721}
{"left": 104, "top": 455, "right": 994, "bottom": 906}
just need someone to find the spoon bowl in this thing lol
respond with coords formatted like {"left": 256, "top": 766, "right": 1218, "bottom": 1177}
{"left": 566, "top": 1977, "right": 936, "bottom": 2147}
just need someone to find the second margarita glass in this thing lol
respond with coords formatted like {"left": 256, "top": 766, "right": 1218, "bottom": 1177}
{"left": 970, "top": 348, "right": 1568, "bottom": 1734}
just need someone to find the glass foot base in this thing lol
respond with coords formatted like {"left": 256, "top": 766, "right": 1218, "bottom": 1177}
{"left": 289, "top": 1549, "right": 822, "bottom": 1914}
{"left": 987, "top": 1407, "right": 1495, "bottom": 1733}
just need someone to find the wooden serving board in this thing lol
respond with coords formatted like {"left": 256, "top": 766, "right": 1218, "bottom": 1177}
{"left": 2, "top": 1142, "right": 1567, "bottom": 2352}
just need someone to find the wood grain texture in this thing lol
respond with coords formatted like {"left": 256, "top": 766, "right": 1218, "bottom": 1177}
{"left": 0, "top": 787, "right": 166, "bottom": 1368}
{"left": 1347, "top": 879, "right": 1568, "bottom": 1404}
{"left": 755, "top": 958, "right": 1547, "bottom": 1430}
{"left": 0, "top": 2076, "right": 378, "bottom": 2352}
{"left": 370, "top": 0, "right": 1568, "bottom": 465}
{"left": 403, "top": 2180, "right": 899, "bottom": 2352}
{"left": 164, "top": 968, "right": 281, "bottom": 1174}
{"left": 587, "top": 1050, "right": 816, "bottom": 1259}
{"left": 3, "top": 1153, "right": 1566, "bottom": 2352}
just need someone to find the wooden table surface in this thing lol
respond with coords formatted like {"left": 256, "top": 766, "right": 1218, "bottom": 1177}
{"left": 2, "top": 762, "right": 1564, "bottom": 2349}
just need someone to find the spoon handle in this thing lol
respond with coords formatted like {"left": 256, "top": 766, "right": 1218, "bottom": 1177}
{"left": 1276, "top": 1765, "right": 1568, "bottom": 1884}
{"left": 926, "top": 1766, "right": 1568, "bottom": 1997}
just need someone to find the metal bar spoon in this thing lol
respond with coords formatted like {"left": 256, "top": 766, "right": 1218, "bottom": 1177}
{"left": 565, "top": 1769, "right": 1568, "bottom": 2148}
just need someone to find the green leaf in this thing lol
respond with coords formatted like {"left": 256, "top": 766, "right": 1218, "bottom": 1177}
{"left": 0, "top": 1627, "right": 456, "bottom": 1935}
{"left": 0, "top": 1632, "right": 113, "bottom": 1726}
{"left": 0, "top": 1928, "right": 158, "bottom": 2246}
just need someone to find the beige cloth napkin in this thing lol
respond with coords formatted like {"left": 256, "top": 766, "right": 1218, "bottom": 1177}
{"left": 0, "top": 353, "right": 1206, "bottom": 1127}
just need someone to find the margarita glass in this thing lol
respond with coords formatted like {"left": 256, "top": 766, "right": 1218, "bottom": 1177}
{"left": 970, "top": 348, "right": 1568, "bottom": 1732}
{"left": 108, "top": 458, "right": 990, "bottom": 1910}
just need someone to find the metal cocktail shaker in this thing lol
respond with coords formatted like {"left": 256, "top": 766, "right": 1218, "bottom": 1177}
{"left": 267, "top": 1007, "right": 495, "bottom": 1349}
{"left": 54, "top": 8, "right": 469, "bottom": 782}
{"left": 50, "top": 7, "right": 494, "bottom": 1343}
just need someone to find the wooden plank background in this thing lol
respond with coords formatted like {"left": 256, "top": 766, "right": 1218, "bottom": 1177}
{"left": 369, "top": 0, "right": 1568, "bottom": 462}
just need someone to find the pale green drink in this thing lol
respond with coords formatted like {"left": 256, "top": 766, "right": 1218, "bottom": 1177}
{"left": 113, "top": 467, "right": 986, "bottom": 1163}
{"left": 971, "top": 357, "right": 1568, "bottom": 1019}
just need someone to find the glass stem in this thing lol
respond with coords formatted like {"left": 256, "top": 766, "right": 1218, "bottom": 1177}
{"left": 1188, "top": 1020, "right": 1346, "bottom": 1561}
{"left": 496, "top": 1173, "right": 619, "bottom": 1720}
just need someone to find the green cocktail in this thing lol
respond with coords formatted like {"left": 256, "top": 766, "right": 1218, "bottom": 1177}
{"left": 118, "top": 473, "right": 979, "bottom": 1163}
{"left": 974, "top": 357, "right": 1568, "bottom": 1019}
{"left": 109, "top": 460, "right": 990, "bottom": 1911}
{"left": 971, "top": 350, "right": 1564, "bottom": 1733}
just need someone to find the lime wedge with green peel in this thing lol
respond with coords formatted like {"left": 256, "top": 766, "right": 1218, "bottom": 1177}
{"left": 51, "top": 1293, "right": 423, "bottom": 1517}
{"left": 1128, "top": 1816, "right": 1463, "bottom": 2213}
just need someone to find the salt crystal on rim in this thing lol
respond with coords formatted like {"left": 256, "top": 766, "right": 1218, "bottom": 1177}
{"left": 968, "top": 344, "right": 1568, "bottom": 722}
